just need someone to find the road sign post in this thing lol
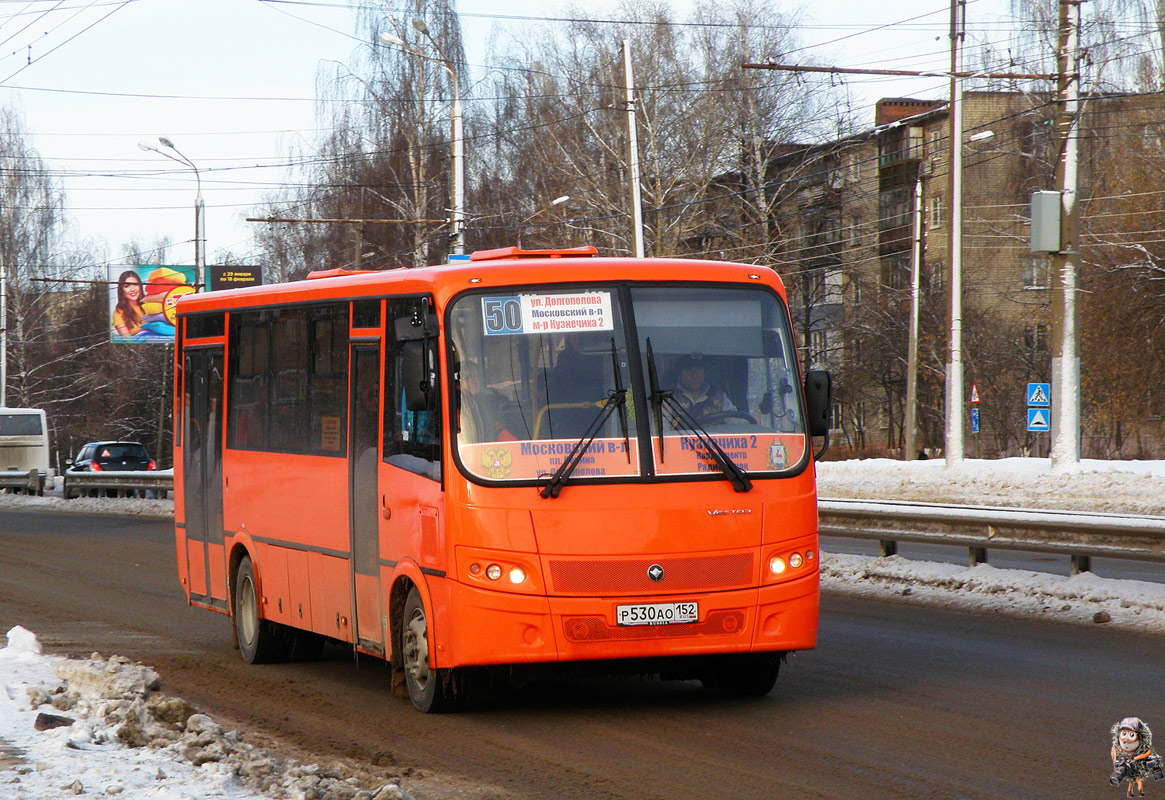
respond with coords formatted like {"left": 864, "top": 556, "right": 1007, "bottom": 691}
{"left": 1026, "top": 382, "right": 1051, "bottom": 456}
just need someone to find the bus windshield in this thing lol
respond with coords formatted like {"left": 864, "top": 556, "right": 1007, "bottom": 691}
{"left": 448, "top": 284, "right": 807, "bottom": 484}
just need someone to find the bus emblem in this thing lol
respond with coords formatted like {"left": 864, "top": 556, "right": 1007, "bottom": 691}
{"left": 647, "top": 564, "right": 664, "bottom": 582}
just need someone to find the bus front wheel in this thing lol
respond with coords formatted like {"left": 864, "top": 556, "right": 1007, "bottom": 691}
{"left": 401, "top": 587, "right": 454, "bottom": 713}
{"left": 234, "top": 555, "right": 283, "bottom": 664}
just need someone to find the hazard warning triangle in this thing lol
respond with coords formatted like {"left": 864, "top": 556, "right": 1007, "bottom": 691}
{"left": 970, "top": 383, "right": 980, "bottom": 404}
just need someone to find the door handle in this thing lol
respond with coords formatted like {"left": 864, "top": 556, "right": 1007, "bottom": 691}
{"left": 381, "top": 494, "right": 391, "bottom": 519}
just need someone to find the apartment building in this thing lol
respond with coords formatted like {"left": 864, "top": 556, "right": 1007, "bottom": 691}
{"left": 745, "top": 89, "right": 1165, "bottom": 459}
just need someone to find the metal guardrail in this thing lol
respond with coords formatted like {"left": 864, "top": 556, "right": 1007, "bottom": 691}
{"left": 0, "top": 469, "right": 43, "bottom": 495}
{"left": 818, "top": 497, "right": 1165, "bottom": 574}
{"left": 63, "top": 469, "right": 173, "bottom": 500}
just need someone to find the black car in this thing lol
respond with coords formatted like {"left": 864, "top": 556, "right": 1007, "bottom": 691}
{"left": 67, "top": 441, "right": 156, "bottom": 472}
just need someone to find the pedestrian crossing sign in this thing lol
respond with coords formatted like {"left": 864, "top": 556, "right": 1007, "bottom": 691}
{"left": 1027, "top": 383, "right": 1050, "bottom": 407}
{"left": 1027, "top": 407, "right": 1050, "bottom": 432}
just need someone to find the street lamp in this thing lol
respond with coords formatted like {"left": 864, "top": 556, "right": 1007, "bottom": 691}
{"left": 138, "top": 137, "right": 205, "bottom": 271}
{"left": 379, "top": 20, "right": 464, "bottom": 256}
{"left": 517, "top": 195, "right": 569, "bottom": 248}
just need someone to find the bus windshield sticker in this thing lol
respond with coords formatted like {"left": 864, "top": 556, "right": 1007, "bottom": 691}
{"left": 460, "top": 438, "right": 639, "bottom": 481}
{"left": 482, "top": 292, "right": 614, "bottom": 336}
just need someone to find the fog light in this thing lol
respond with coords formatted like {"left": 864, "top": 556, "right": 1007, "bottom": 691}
{"left": 789, "top": 552, "right": 804, "bottom": 569}
{"left": 469, "top": 563, "right": 482, "bottom": 576}
{"left": 509, "top": 566, "right": 526, "bottom": 584}
{"left": 768, "top": 556, "right": 787, "bottom": 575}
{"left": 486, "top": 564, "right": 502, "bottom": 580}
{"left": 806, "top": 550, "right": 815, "bottom": 561}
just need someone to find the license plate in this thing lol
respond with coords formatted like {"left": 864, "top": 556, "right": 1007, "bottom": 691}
{"left": 615, "top": 601, "right": 698, "bottom": 626}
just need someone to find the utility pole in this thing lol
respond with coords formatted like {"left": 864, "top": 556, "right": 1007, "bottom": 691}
{"left": 905, "top": 176, "right": 923, "bottom": 460}
{"left": 1, "top": 255, "right": 6, "bottom": 408}
{"left": 945, "top": 0, "right": 967, "bottom": 466}
{"left": 1050, "top": 0, "right": 1082, "bottom": 467}
{"left": 623, "top": 39, "right": 645, "bottom": 258}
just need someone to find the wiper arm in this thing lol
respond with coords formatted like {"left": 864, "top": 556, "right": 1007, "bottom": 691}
{"left": 646, "top": 338, "right": 668, "bottom": 461}
{"left": 660, "top": 394, "right": 753, "bottom": 493}
{"left": 610, "top": 338, "right": 631, "bottom": 463}
{"left": 540, "top": 388, "right": 627, "bottom": 499}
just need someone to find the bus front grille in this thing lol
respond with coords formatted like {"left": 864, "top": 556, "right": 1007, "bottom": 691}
{"left": 547, "top": 553, "right": 753, "bottom": 594}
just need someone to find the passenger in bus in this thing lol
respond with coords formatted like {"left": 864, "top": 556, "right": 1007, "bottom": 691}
{"left": 459, "top": 362, "right": 516, "bottom": 442}
{"left": 112, "top": 271, "right": 145, "bottom": 337}
{"left": 671, "top": 354, "right": 735, "bottom": 422}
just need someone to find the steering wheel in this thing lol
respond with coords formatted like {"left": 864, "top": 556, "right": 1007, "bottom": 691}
{"left": 699, "top": 410, "right": 758, "bottom": 425}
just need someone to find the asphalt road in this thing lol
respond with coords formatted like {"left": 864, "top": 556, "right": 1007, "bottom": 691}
{"left": 1, "top": 508, "right": 1160, "bottom": 799}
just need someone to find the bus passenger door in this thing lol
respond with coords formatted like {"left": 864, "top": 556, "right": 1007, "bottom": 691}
{"left": 183, "top": 347, "right": 227, "bottom": 609}
{"left": 349, "top": 344, "right": 385, "bottom": 655}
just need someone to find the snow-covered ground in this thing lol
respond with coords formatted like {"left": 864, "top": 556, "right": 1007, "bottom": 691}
{"left": 816, "top": 457, "right": 1165, "bottom": 636}
{"left": 1, "top": 457, "right": 1162, "bottom": 798}
{"left": 0, "top": 627, "right": 409, "bottom": 800}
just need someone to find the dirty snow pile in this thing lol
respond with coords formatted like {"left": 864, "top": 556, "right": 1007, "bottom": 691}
{"left": 819, "top": 552, "right": 1165, "bottom": 634}
{"left": 816, "top": 456, "right": 1165, "bottom": 515}
{"left": 816, "top": 457, "right": 1165, "bottom": 635}
{"left": 0, "top": 478, "right": 172, "bottom": 518}
{"left": 0, "top": 626, "right": 410, "bottom": 800}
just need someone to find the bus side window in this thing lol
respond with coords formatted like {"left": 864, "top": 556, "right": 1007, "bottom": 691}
{"left": 383, "top": 299, "right": 442, "bottom": 482}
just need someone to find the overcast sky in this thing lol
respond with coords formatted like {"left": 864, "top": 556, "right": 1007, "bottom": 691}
{"left": 0, "top": 0, "right": 1011, "bottom": 272}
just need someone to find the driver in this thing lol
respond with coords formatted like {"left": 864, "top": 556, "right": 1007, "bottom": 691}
{"left": 672, "top": 354, "right": 735, "bottom": 421}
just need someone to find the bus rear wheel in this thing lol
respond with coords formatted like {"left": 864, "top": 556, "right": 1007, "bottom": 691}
{"left": 234, "top": 555, "right": 284, "bottom": 664}
{"left": 401, "top": 587, "right": 454, "bottom": 713}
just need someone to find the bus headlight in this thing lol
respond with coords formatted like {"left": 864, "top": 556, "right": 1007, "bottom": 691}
{"left": 457, "top": 547, "right": 543, "bottom": 595}
{"left": 768, "top": 556, "right": 787, "bottom": 575}
{"left": 789, "top": 552, "right": 804, "bottom": 569}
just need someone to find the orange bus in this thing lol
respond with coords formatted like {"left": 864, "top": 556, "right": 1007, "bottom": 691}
{"left": 174, "top": 246, "right": 831, "bottom": 712}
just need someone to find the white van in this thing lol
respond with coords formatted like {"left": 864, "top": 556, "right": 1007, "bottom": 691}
{"left": 0, "top": 408, "right": 51, "bottom": 485}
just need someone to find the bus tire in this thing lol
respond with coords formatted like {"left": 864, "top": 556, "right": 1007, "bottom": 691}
{"left": 234, "top": 555, "right": 283, "bottom": 664}
{"left": 401, "top": 587, "right": 453, "bottom": 713}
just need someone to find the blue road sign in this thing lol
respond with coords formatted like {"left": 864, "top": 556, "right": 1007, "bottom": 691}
{"left": 1027, "top": 407, "right": 1050, "bottom": 432}
{"left": 1027, "top": 382, "right": 1050, "bottom": 407}
{"left": 971, "top": 407, "right": 980, "bottom": 434}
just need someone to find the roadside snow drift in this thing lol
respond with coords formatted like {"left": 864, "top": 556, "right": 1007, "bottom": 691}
{"left": 0, "top": 627, "right": 410, "bottom": 800}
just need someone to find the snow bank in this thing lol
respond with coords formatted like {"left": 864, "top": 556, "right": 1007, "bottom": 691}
{"left": 0, "top": 477, "right": 172, "bottom": 518}
{"left": 0, "top": 627, "right": 411, "bottom": 800}
{"left": 822, "top": 552, "right": 1165, "bottom": 634}
{"left": 816, "top": 457, "right": 1165, "bottom": 515}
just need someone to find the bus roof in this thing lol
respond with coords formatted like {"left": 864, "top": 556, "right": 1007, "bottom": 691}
{"left": 176, "top": 254, "right": 787, "bottom": 316}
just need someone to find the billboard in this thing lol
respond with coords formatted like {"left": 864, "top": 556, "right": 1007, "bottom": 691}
{"left": 109, "top": 265, "right": 198, "bottom": 344}
{"left": 208, "top": 265, "right": 262, "bottom": 292}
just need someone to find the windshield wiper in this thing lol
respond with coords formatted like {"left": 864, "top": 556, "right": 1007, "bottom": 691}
{"left": 611, "top": 338, "right": 631, "bottom": 463}
{"left": 645, "top": 338, "right": 751, "bottom": 493}
{"left": 539, "top": 388, "right": 627, "bottom": 499}
{"left": 662, "top": 397, "right": 752, "bottom": 492}
{"left": 646, "top": 338, "right": 668, "bottom": 461}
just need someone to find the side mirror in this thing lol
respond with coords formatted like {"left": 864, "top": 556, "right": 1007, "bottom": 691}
{"left": 401, "top": 340, "right": 437, "bottom": 412}
{"left": 804, "top": 370, "right": 832, "bottom": 459}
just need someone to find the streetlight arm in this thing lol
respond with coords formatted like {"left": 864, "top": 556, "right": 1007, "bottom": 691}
{"left": 138, "top": 137, "right": 205, "bottom": 269}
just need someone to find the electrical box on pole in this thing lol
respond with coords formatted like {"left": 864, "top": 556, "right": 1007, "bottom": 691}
{"left": 1031, "top": 190, "right": 1062, "bottom": 253}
